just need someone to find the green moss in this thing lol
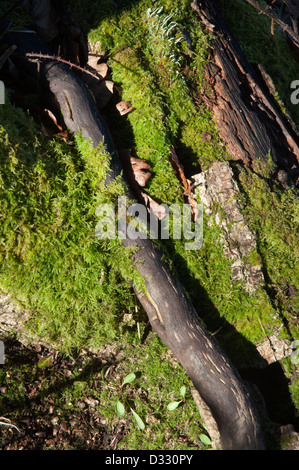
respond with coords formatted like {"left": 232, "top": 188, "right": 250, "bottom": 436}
{"left": 0, "top": 99, "right": 145, "bottom": 353}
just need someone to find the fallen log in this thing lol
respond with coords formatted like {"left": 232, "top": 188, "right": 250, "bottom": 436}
{"left": 2, "top": 31, "right": 266, "bottom": 450}
{"left": 192, "top": 0, "right": 299, "bottom": 185}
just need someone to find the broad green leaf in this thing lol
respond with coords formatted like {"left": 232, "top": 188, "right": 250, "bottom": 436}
{"left": 167, "top": 400, "right": 182, "bottom": 411}
{"left": 130, "top": 408, "right": 145, "bottom": 430}
{"left": 116, "top": 400, "right": 125, "bottom": 417}
{"left": 199, "top": 434, "right": 212, "bottom": 446}
{"left": 180, "top": 386, "right": 186, "bottom": 398}
{"left": 122, "top": 373, "right": 136, "bottom": 386}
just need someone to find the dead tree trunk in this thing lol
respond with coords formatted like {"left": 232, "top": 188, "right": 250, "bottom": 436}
{"left": 1, "top": 20, "right": 272, "bottom": 449}
{"left": 192, "top": 0, "right": 299, "bottom": 184}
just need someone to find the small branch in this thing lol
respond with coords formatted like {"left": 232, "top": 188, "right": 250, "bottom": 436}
{"left": 25, "top": 53, "right": 104, "bottom": 82}
{"left": 0, "top": 45, "right": 17, "bottom": 70}
{"left": 244, "top": 0, "right": 299, "bottom": 45}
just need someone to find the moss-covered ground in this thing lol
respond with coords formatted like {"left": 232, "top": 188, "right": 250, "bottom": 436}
{"left": 0, "top": 0, "right": 298, "bottom": 450}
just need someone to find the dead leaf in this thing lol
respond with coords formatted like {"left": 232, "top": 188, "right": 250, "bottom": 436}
{"left": 118, "top": 149, "right": 152, "bottom": 206}
{"left": 130, "top": 157, "right": 151, "bottom": 170}
{"left": 116, "top": 100, "right": 133, "bottom": 116}
{"left": 95, "top": 62, "right": 108, "bottom": 79}
{"left": 141, "top": 193, "right": 166, "bottom": 220}
{"left": 130, "top": 157, "right": 151, "bottom": 187}
{"left": 170, "top": 146, "right": 191, "bottom": 196}
{"left": 188, "top": 196, "right": 199, "bottom": 221}
{"left": 169, "top": 146, "right": 198, "bottom": 220}
{"left": 34, "top": 108, "right": 65, "bottom": 137}
{"left": 87, "top": 55, "right": 108, "bottom": 79}
{"left": 43, "top": 109, "right": 62, "bottom": 129}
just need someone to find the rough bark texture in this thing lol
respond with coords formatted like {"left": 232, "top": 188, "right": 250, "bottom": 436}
{"left": 192, "top": 161, "right": 265, "bottom": 294}
{"left": 2, "top": 29, "right": 267, "bottom": 450}
{"left": 192, "top": 0, "right": 299, "bottom": 185}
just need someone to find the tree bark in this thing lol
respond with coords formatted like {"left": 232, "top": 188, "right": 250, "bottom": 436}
{"left": 192, "top": 0, "right": 299, "bottom": 185}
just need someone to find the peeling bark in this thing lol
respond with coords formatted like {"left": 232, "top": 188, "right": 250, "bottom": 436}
{"left": 192, "top": 0, "right": 299, "bottom": 185}
{"left": 192, "top": 161, "right": 264, "bottom": 294}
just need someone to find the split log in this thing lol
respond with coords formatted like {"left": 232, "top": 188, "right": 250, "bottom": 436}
{"left": 2, "top": 31, "right": 266, "bottom": 449}
{"left": 192, "top": 0, "right": 299, "bottom": 185}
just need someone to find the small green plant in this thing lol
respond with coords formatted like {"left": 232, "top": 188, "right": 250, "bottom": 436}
{"left": 146, "top": 6, "right": 185, "bottom": 75}
{"left": 37, "top": 354, "right": 54, "bottom": 369}
{"left": 167, "top": 385, "right": 186, "bottom": 411}
{"left": 199, "top": 433, "right": 212, "bottom": 447}
{"left": 116, "top": 373, "right": 145, "bottom": 431}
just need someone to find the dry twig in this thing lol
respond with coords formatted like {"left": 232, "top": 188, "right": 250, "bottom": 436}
{"left": 25, "top": 53, "right": 105, "bottom": 81}
{"left": 244, "top": 0, "right": 299, "bottom": 45}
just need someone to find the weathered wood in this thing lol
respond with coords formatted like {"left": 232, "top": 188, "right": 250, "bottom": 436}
{"left": 192, "top": 0, "right": 299, "bottom": 185}
{"left": 2, "top": 30, "right": 266, "bottom": 449}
